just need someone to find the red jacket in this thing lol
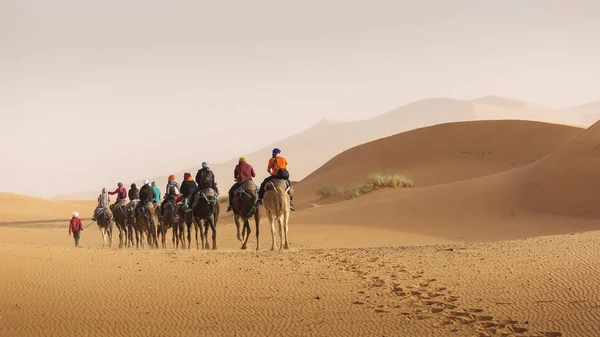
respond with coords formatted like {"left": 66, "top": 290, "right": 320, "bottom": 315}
{"left": 234, "top": 162, "right": 255, "bottom": 183}
{"left": 69, "top": 217, "right": 83, "bottom": 234}
{"left": 109, "top": 187, "right": 127, "bottom": 202}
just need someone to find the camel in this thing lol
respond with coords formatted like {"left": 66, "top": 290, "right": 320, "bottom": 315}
{"left": 136, "top": 202, "right": 159, "bottom": 249}
{"left": 161, "top": 197, "right": 185, "bottom": 249}
{"left": 126, "top": 200, "right": 139, "bottom": 248}
{"left": 177, "top": 200, "right": 195, "bottom": 249}
{"left": 231, "top": 180, "right": 260, "bottom": 250}
{"left": 192, "top": 188, "right": 219, "bottom": 250}
{"left": 261, "top": 178, "right": 291, "bottom": 251}
{"left": 110, "top": 201, "right": 129, "bottom": 248}
{"left": 95, "top": 206, "right": 114, "bottom": 248}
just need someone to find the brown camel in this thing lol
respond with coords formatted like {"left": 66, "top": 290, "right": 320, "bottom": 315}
{"left": 95, "top": 206, "right": 114, "bottom": 248}
{"left": 161, "top": 197, "right": 185, "bottom": 249}
{"left": 192, "top": 188, "right": 219, "bottom": 250}
{"left": 261, "top": 178, "right": 291, "bottom": 251}
{"left": 231, "top": 180, "right": 260, "bottom": 250}
{"left": 177, "top": 200, "right": 194, "bottom": 249}
{"left": 126, "top": 200, "right": 139, "bottom": 248}
{"left": 136, "top": 202, "right": 159, "bottom": 249}
{"left": 110, "top": 201, "right": 129, "bottom": 248}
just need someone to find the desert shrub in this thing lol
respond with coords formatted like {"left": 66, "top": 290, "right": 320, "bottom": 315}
{"left": 344, "top": 172, "right": 414, "bottom": 199}
{"left": 317, "top": 186, "right": 338, "bottom": 198}
{"left": 363, "top": 172, "right": 415, "bottom": 191}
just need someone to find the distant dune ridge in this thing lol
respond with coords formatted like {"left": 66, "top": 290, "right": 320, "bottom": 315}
{"left": 52, "top": 95, "right": 597, "bottom": 201}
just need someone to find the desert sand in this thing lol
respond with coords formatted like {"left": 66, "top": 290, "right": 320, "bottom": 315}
{"left": 2, "top": 119, "right": 600, "bottom": 336}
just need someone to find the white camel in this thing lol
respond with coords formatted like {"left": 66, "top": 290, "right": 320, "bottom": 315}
{"left": 262, "top": 179, "right": 291, "bottom": 251}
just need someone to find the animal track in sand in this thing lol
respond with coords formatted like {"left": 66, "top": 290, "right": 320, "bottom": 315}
{"left": 323, "top": 249, "right": 563, "bottom": 337}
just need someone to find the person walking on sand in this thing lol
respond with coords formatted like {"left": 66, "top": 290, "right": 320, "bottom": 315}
{"left": 69, "top": 211, "right": 84, "bottom": 247}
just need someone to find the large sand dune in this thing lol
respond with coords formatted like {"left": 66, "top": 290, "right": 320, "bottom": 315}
{"left": 294, "top": 120, "right": 582, "bottom": 202}
{"left": 55, "top": 96, "right": 596, "bottom": 201}
{"left": 293, "top": 120, "right": 600, "bottom": 243}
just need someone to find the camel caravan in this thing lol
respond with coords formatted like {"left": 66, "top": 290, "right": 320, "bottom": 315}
{"left": 86, "top": 148, "right": 295, "bottom": 251}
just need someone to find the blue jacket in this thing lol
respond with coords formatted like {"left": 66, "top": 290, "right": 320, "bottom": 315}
{"left": 152, "top": 185, "right": 161, "bottom": 202}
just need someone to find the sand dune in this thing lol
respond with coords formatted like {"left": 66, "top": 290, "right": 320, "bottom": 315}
{"left": 294, "top": 120, "right": 582, "bottom": 203}
{"left": 291, "top": 119, "right": 600, "bottom": 242}
{"left": 0, "top": 193, "right": 96, "bottom": 222}
{"left": 55, "top": 96, "right": 595, "bottom": 201}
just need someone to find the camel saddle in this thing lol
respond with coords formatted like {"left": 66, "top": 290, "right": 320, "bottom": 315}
{"left": 234, "top": 180, "right": 257, "bottom": 197}
{"left": 265, "top": 178, "right": 293, "bottom": 196}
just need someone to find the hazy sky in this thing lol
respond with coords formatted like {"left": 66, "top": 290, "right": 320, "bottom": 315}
{"left": 2, "top": 0, "right": 599, "bottom": 198}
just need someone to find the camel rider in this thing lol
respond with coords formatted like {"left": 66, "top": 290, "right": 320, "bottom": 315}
{"left": 93, "top": 187, "right": 110, "bottom": 221}
{"left": 136, "top": 180, "right": 155, "bottom": 216}
{"left": 226, "top": 157, "right": 256, "bottom": 212}
{"left": 151, "top": 181, "right": 161, "bottom": 203}
{"left": 256, "top": 148, "right": 295, "bottom": 211}
{"left": 108, "top": 182, "right": 128, "bottom": 209}
{"left": 127, "top": 183, "right": 140, "bottom": 219}
{"left": 177, "top": 172, "right": 197, "bottom": 210}
{"left": 128, "top": 183, "right": 140, "bottom": 201}
{"left": 190, "top": 162, "right": 219, "bottom": 208}
{"left": 161, "top": 174, "right": 181, "bottom": 219}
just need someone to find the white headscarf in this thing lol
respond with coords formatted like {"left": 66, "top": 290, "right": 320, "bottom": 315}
{"left": 72, "top": 212, "right": 79, "bottom": 218}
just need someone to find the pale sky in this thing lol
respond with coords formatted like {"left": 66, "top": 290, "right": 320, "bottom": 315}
{"left": 1, "top": 0, "right": 599, "bottom": 198}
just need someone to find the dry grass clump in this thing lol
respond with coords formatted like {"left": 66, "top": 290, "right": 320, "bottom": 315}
{"left": 317, "top": 172, "right": 415, "bottom": 200}
{"left": 363, "top": 172, "right": 415, "bottom": 190}
{"left": 317, "top": 186, "right": 338, "bottom": 198}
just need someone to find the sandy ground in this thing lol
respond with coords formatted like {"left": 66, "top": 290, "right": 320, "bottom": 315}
{"left": 3, "top": 119, "right": 600, "bottom": 336}
{"left": 1, "top": 222, "right": 597, "bottom": 336}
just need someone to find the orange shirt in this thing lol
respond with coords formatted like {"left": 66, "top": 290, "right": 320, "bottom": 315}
{"left": 268, "top": 156, "right": 287, "bottom": 176}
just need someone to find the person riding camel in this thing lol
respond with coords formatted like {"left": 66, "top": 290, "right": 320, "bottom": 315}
{"left": 190, "top": 162, "right": 219, "bottom": 208}
{"left": 160, "top": 174, "right": 181, "bottom": 220}
{"left": 256, "top": 148, "right": 295, "bottom": 211}
{"left": 93, "top": 187, "right": 110, "bottom": 221}
{"left": 108, "top": 182, "right": 128, "bottom": 208}
{"left": 128, "top": 183, "right": 140, "bottom": 201}
{"left": 136, "top": 180, "right": 156, "bottom": 217}
{"left": 226, "top": 157, "right": 256, "bottom": 212}
{"left": 151, "top": 181, "right": 161, "bottom": 203}
{"left": 177, "top": 172, "right": 197, "bottom": 210}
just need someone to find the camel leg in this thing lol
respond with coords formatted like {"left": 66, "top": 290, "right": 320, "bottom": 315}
{"left": 210, "top": 218, "right": 217, "bottom": 250}
{"left": 201, "top": 221, "right": 209, "bottom": 250}
{"left": 234, "top": 215, "right": 243, "bottom": 242}
{"left": 139, "top": 229, "right": 145, "bottom": 249}
{"left": 283, "top": 209, "right": 290, "bottom": 250}
{"left": 118, "top": 225, "right": 123, "bottom": 248}
{"left": 186, "top": 222, "right": 192, "bottom": 249}
{"left": 134, "top": 227, "right": 139, "bottom": 249}
{"left": 172, "top": 223, "right": 177, "bottom": 249}
{"left": 194, "top": 221, "right": 200, "bottom": 250}
{"left": 204, "top": 222, "right": 210, "bottom": 249}
{"left": 268, "top": 212, "right": 276, "bottom": 251}
{"left": 179, "top": 223, "right": 185, "bottom": 249}
{"left": 277, "top": 216, "right": 284, "bottom": 251}
{"left": 254, "top": 210, "right": 260, "bottom": 251}
{"left": 109, "top": 222, "right": 113, "bottom": 247}
{"left": 198, "top": 220, "right": 204, "bottom": 249}
{"left": 241, "top": 219, "right": 250, "bottom": 250}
